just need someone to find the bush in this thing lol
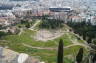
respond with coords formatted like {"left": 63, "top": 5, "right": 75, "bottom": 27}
{"left": 0, "top": 31, "right": 7, "bottom": 38}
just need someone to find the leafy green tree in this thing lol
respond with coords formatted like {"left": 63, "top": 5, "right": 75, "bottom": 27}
{"left": 57, "top": 39, "right": 64, "bottom": 63}
{"left": 40, "top": 19, "right": 64, "bottom": 29}
{"left": 76, "top": 48, "right": 83, "bottom": 63}
{"left": 0, "top": 31, "right": 7, "bottom": 38}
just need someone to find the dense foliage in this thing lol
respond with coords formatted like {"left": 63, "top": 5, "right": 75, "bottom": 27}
{"left": 67, "top": 21, "right": 96, "bottom": 44}
{"left": 0, "top": 31, "right": 7, "bottom": 38}
{"left": 20, "top": 19, "right": 35, "bottom": 28}
{"left": 39, "top": 19, "right": 64, "bottom": 29}
{"left": 67, "top": 21, "right": 96, "bottom": 63}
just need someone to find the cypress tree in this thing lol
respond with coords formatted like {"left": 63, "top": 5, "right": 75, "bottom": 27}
{"left": 83, "top": 32, "right": 86, "bottom": 40}
{"left": 57, "top": 39, "right": 64, "bottom": 63}
{"left": 76, "top": 48, "right": 83, "bottom": 63}
{"left": 92, "top": 53, "right": 96, "bottom": 63}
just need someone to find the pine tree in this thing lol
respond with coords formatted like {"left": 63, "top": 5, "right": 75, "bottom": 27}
{"left": 57, "top": 39, "right": 64, "bottom": 63}
{"left": 76, "top": 48, "right": 83, "bottom": 63}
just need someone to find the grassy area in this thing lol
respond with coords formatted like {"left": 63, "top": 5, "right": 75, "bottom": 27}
{"left": 7, "top": 44, "right": 74, "bottom": 63}
{"left": 0, "top": 22, "right": 87, "bottom": 63}
{"left": 64, "top": 45, "right": 87, "bottom": 55}
{"left": 4, "top": 43, "right": 84, "bottom": 63}
{"left": 64, "top": 58, "right": 73, "bottom": 63}
{"left": 1, "top": 29, "right": 73, "bottom": 47}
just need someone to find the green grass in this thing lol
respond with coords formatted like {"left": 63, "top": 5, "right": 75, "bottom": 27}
{"left": 1, "top": 42, "right": 77, "bottom": 63}
{"left": 64, "top": 58, "right": 73, "bottom": 63}
{"left": 2, "top": 29, "right": 73, "bottom": 47}
{"left": 64, "top": 45, "right": 83, "bottom": 55}
{"left": 5, "top": 44, "right": 83, "bottom": 63}
{"left": 0, "top": 28, "right": 87, "bottom": 63}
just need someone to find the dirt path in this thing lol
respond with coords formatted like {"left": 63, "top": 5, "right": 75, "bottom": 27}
{"left": 29, "top": 20, "right": 41, "bottom": 30}
{"left": 22, "top": 30, "right": 90, "bottom": 50}
{"left": 18, "top": 28, "right": 23, "bottom": 36}
{"left": 22, "top": 42, "right": 90, "bottom": 50}
{"left": 71, "top": 32, "right": 87, "bottom": 44}
{"left": 22, "top": 43, "right": 56, "bottom": 50}
{"left": 23, "top": 20, "right": 90, "bottom": 51}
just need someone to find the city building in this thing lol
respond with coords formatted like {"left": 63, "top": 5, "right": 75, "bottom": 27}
{"left": 49, "top": 7, "right": 72, "bottom": 12}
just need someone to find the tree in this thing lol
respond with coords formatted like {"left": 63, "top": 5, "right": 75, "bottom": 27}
{"left": 0, "top": 31, "right": 7, "bottom": 38}
{"left": 39, "top": 19, "right": 64, "bottom": 29}
{"left": 87, "top": 38, "right": 92, "bottom": 44}
{"left": 83, "top": 32, "right": 86, "bottom": 40}
{"left": 76, "top": 48, "right": 83, "bottom": 63}
{"left": 92, "top": 53, "right": 96, "bottom": 63}
{"left": 57, "top": 39, "right": 64, "bottom": 63}
{"left": 25, "top": 23, "right": 30, "bottom": 28}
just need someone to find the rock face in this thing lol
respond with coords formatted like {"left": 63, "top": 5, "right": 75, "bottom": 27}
{"left": 34, "top": 29, "right": 64, "bottom": 41}
{"left": 0, "top": 47, "right": 40, "bottom": 63}
{"left": 0, "top": 47, "right": 19, "bottom": 63}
